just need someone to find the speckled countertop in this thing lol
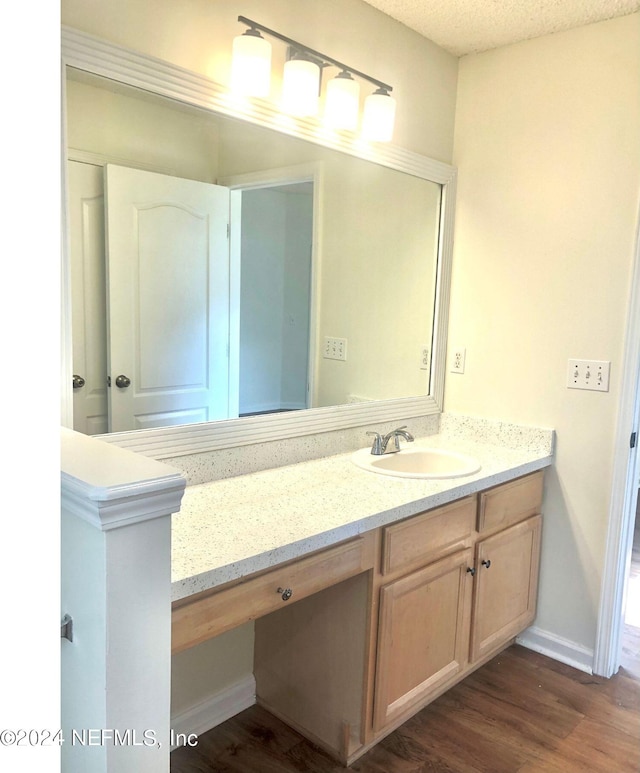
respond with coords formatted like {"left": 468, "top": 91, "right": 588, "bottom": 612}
{"left": 171, "top": 418, "right": 555, "bottom": 602}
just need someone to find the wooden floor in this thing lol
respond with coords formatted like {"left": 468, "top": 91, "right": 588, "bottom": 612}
{"left": 170, "top": 644, "right": 640, "bottom": 773}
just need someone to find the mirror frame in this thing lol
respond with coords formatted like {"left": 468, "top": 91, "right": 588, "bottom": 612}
{"left": 61, "top": 26, "right": 457, "bottom": 459}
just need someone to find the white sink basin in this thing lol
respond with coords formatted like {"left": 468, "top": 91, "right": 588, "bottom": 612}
{"left": 352, "top": 446, "right": 481, "bottom": 479}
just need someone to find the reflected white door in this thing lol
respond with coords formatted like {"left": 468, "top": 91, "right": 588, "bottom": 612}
{"left": 105, "top": 165, "right": 231, "bottom": 432}
{"left": 68, "top": 161, "right": 109, "bottom": 435}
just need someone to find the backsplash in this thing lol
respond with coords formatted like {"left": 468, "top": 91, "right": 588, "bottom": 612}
{"left": 162, "top": 412, "right": 555, "bottom": 486}
{"left": 164, "top": 414, "right": 441, "bottom": 485}
{"left": 439, "top": 414, "right": 555, "bottom": 454}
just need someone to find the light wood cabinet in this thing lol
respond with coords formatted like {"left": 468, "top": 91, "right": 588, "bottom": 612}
{"left": 172, "top": 533, "right": 375, "bottom": 653}
{"left": 373, "top": 548, "right": 473, "bottom": 731}
{"left": 478, "top": 470, "right": 543, "bottom": 535}
{"left": 171, "top": 469, "right": 545, "bottom": 765}
{"left": 381, "top": 496, "right": 476, "bottom": 575}
{"left": 470, "top": 514, "right": 542, "bottom": 662}
{"left": 370, "top": 470, "right": 544, "bottom": 738}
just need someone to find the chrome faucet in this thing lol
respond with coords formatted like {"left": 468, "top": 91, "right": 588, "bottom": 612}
{"left": 367, "top": 426, "right": 415, "bottom": 455}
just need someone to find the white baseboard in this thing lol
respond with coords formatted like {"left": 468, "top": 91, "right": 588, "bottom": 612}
{"left": 516, "top": 625, "right": 594, "bottom": 674}
{"left": 170, "top": 674, "right": 256, "bottom": 750}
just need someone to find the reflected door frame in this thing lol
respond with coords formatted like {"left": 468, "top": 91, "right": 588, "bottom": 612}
{"left": 221, "top": 163, "right": 322, "bottom": 411}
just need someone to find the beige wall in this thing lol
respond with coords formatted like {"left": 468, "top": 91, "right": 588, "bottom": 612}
{"left": 66, "top": 77, "right": 221, "bottom": 181}
{"left": 447, "top": 14, "right": 640, "bottom": 653}
{"left": 61, "top": 0, "right": 458, "bottom": 162}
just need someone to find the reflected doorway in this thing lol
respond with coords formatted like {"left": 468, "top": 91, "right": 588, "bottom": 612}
{"left": 228, "top": 177, "right": 316, "bottom": 418}
{"left": 621, "top": 497, "right": 640, "bottom": 677}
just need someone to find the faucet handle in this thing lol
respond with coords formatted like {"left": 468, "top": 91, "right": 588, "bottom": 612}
{"left": 386, "top": 426, "right": 414, "bottom": 451}
{"left": 366, "top": 431, "right": 384, "bottom": 455}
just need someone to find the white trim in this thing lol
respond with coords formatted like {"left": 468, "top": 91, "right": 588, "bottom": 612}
{"left": 61, "top": 27, "right": 455, "bottom": 184}
{"left": 60, "top": 58, "right": 74, "bottom": 429}
{"left": 516, "top": 626, "right": 594, "bottom": 674}
{"left": 94, "top": 395, "right": 440, "bottom": 458}
{"left": 61, "top": 27, "right": 456, "bottom": 458}
{"left": 61, "top": 474, "right": 186, "bottom": 531}
{"left": 594, "top": 203, "right": 640, "bottom": 677}
{"left": 61, "top": 427, "right": 186, "bottom": 529}
{"left": 170, "top": 675, "right": 256, "bottom": 750}
{"left": 219, "top": 162, "right": 321, "bottom": 191}
{"left": 68, "top": 146, "right": 178, "bottom": 176}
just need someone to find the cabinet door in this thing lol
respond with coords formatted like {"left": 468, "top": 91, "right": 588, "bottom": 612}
{"left": 373, "top": 549, "right": 473, "bottom": 732}
{"left": 470, "top": 514, "right": 542, "bottom": 663}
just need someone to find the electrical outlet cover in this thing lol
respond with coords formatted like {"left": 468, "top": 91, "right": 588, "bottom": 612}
{"left": 450, "top": 348, "right": 466, "bottom": 374}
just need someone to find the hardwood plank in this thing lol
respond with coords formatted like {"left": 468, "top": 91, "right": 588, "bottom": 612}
{"left": 170, "top": 645, "right": 640, "bottom": 773}
{"left": 362, "top": 726, "right": 476, "bottom": 773}
{"left": 507, "top": 645, "right": 640, "bottom": 737}
{"left": 517, "top": 716, "right": 640, "bottom": 773}
{"left": 400, "top": 702, "right": 529, "bottom": 773}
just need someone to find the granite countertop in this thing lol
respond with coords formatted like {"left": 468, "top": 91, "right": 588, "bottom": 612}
{"left": 171, "top": 420, "right": 555, "bottom": 602}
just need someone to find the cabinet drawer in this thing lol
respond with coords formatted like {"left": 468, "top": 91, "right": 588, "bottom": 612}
{"left": 382, "top": 496, "right": 476, "bottom": 576}
{"left": 172, "top": 533, "right": 375, "bottom": 653}
{"left": 478, "top": 471, "right": 544, "bottom": 535}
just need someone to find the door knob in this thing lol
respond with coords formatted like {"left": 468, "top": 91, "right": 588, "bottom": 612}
{"left": 115, "top": 374, "right": 131, "bottom": 388}
{"left": 72, "top": 374, "right": 85, "bottom": 389}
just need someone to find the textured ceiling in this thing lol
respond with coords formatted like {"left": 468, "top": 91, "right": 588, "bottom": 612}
{"left": 361, "top": 0, "right": 640, "bottom": 56}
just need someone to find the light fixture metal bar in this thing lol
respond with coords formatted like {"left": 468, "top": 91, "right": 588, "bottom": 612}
{"left": 237, "top": 15, "right": 393, "bottom": 93}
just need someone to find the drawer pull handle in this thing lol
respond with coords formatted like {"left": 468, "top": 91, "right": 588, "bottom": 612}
{"left": 277, "top": 587, "right": 293, "bottom": 601}
{"left": 466, "top": 567, "right": 476, "bottom": 576}
{"left": 481, "top": 559, "right": 492, "bottom": 569}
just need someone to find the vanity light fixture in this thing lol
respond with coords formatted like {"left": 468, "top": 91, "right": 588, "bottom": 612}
{"left": 362, "top": 87, "right": 397, "bottom": 142}
{"left": 281, "top": 52, "right": 322, "bottom": 117}
{"left": 324, "top": 70, "right": 360, "bottom": 131}
{"left": 230, "top": 23, "right": 272, "bottom": 97}
{"left": 231, "top": 16, "right": 395, "bottom": 140}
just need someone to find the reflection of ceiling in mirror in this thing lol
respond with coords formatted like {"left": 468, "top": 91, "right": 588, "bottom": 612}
{"left": 66, "top": 67, "right": 442, "bottom": 436}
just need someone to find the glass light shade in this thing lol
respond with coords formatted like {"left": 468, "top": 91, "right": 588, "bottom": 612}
{"left": 230, "top": 31, "right": 272, "bottom": 97}
{"left": 362, "top": 89, "right": 396, "bottom": 142}
{"left": 324, "top": 72, "right": 360, "bottom": 131}
{"left": 281, "top": 58, "right": 321, "bottom": 117}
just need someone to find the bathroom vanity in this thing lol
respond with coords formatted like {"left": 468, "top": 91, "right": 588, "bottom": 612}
{"left": 170, "top": 429, "right": 552, "bottom": 765}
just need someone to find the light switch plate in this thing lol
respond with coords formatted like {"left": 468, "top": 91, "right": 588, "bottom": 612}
{"left": 567, "top": 359, "right": 610, "bottom": 392}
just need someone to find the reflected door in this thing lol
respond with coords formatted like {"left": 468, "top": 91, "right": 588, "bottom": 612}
{"left": 105, "top": 165, "right": 231, "bottom": 432}
{"left": 68, "top": 160, "right": 108, "bottom": 435}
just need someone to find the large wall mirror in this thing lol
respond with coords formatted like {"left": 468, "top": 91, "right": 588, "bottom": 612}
{"left": 61, "top": 27, "right": 456, "bottom": 458}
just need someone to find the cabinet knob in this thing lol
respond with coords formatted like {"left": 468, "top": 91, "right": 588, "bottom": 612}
{"left": 466, "top": 567, "right": 476, "bottom": 576}
{"left": 481, "top": 559, "right": 491, "bottom": 569}
{"left": 277, "top": 587, "right": 293, "bottom": 601}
